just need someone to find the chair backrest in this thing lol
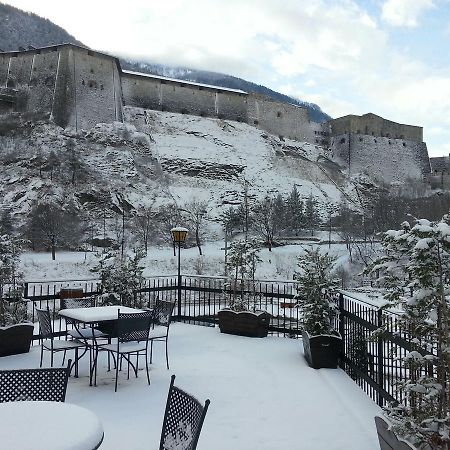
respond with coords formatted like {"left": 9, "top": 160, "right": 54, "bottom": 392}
{"left": 117, "top": 310, "right": 153, "bottom": 343}
{"left": 60, "top": 296, "right": 95, "bottom": 310}
{"left": 36, "top": 307, "right": 54, "bottom": 339}
{"left": 159, "top": 375, "right": 210, "bottom": 450}
{"left": 0, "top": 360, "right": 72, "bottom": 403}
{"left": 153, "top": 300, "right": 175, "bottom": 328}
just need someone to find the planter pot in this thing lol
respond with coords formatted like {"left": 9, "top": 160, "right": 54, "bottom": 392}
{"left": 302, "top": 330, "right": 342, "bottom": 369}
{"left": 0, "top": 323, "right": 34, "bottom": 357}
{"left": 218, "top": 309, "right": 271, "bottom": 338}
{"left": 374, "top": 416, "right": 417, "bottom": 450}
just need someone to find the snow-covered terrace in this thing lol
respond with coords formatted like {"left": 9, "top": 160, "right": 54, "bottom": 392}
{"left": 1, "top": 322, "right": 381, "bottom": 449}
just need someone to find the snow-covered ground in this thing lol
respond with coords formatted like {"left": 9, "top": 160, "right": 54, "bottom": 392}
{"left": 0, "top": 323, "right": 381, "bottom": 450}
{"left": 20, "top": 239, "right": 351, "bottom": 283}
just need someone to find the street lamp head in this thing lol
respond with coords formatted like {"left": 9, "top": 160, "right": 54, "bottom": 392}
{"left": 171, "top": 227, "right": 188, "bottom": 244}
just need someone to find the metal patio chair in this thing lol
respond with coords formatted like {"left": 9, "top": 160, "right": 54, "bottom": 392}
{"left": 0, "top": 360, "right": 72, "bottom": 402}
{"left": 93, "top": 310, "right": 153, "bottom": 391}
{"left": 159, "top": 375, "right": 210, "bottom": 450}
{"left": 36, "top": 307, "right": 85, "bottom": 376}
{"left": 148, "top": 300, "right": 175, "bottom": 369}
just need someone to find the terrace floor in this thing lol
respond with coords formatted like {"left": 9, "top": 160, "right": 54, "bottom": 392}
{"left": 0, "top": 323, "right": 381, "bottom": 450}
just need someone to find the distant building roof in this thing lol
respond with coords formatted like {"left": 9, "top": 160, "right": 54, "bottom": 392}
{"left": 122, "top": 70, "right": 248, "bottom": 95}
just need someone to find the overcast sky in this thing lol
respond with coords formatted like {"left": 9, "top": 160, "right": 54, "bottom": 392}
{"left": 5, "top": 0, "right": 450, "bottom": 156}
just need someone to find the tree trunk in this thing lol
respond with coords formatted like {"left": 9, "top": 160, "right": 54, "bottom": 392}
{"left": 195, "top": 228, "right": 202, "bottom": 255}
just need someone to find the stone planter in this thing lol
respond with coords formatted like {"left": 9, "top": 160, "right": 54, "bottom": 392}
{"left": 218, "top": 309, "right": 271, "bottom": 338}
{"left": 0, "top": 323, "right": 34, "bottom": 357}
{"left": 302, "top": 330, "right": 342, "bottom": 369}
{"left": 374, "top": 416, "right": 418, "bottom": 450}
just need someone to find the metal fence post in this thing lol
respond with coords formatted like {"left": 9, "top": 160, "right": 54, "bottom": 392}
{"left": 177, "top": 242, "right": 182, "bottom": 321}
{"left": 377, "top": 308, "right": 384, "bottom": 407}
{"left": 338, "top": 293, "right": 345, "bottom": 368}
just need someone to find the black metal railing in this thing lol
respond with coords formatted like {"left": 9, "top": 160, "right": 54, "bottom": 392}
{"left": 336, "top": 291, "right": 436, "bottom": 408}
{"left": 15, "top": 276, "right": 438, "bottom": 408}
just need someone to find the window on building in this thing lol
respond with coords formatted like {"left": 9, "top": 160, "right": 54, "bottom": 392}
{"left": 340, "top": 137, "right": 346, "bottom": 144}
{"left": 277, "top": 111, "right": 282, "bottom": 118}
{"left": 254, "top": 120, "right": 259, "bottom": 125}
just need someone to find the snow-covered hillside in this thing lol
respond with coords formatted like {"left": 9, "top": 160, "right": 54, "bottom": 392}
{"left": 0, "top": 110, "right": 354, "bottom": 228}
{"left": 126, "top": 107, "right": 348, "bottom": 212}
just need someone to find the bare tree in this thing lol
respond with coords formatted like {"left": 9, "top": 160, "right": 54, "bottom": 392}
{"left": 133, "top": 205, "right": 157, "bottom": 254}
{"left": 252, "top": 195, "right": 277, "bottom": 251}
{"left": 182, "top": 199, "right": 209, "bottom": 255}
{"left": 25, "top": 203, "right": 82, "bottom": 260}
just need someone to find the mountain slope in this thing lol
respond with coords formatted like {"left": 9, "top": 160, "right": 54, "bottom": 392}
{"left": 0, "top": 3, "right": 82, "bottom": 51}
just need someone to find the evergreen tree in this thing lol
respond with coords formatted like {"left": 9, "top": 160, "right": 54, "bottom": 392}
{"left": 91, "top": 249, "right": 145, "bottom": 308}
{"left": 273, "top": 193, "right": 286, "bottom": 235}
{"left": 294, "top": 248, "right": 338, "bottom": 335}
{"left": 370, "top": 217, "right": 450, "bottom": 448}
{"left": 304, "top": 194, "right": 320, "bottom": 236}
{"left": 225, "top": 239, "right": 261, "bottom": 311}
{"left": 286, "top": 186, "right": 303, "bottom": 236}
{"left": 0, "top": 232, "right": 26, "bottom": 326}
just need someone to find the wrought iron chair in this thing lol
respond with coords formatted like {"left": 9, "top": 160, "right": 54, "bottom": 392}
{"left": 0, "top": 360, "right": 72, "bottom": 402}
{"left": 148, "top": 300, "right": 175, "bottom": 369}
{"left": 159, "top": 375, "right": 210, "bottom": 450}
{"left": 93, "top": 310, "right": 153, "bottom": 391}
{"left": 36, "top": 307, "right": 85, "bottom": 376}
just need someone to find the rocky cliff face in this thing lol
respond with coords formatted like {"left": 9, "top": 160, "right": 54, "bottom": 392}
{"left": 0, "top": 109, "right": 352, "bottom": 229}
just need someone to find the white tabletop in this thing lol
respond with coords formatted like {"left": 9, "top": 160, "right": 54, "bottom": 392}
{"left": 59, "top": 306, "right": 144, "bottom": 323}
{"left": 0, "top": 401, "right": 104, "bottom": 450}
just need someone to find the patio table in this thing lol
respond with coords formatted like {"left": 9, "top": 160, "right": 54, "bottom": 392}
{"left": 59, "top": 306, "right": 147, "bottom": 385}
{"left": 0, "top": 401, "right": 104, "bottom": 450}
{"left": 59, "top": 305, "right": 144, "bottom": 324}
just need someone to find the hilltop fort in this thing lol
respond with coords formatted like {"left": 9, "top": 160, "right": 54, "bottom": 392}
{"left": 0, "top": 43, "right": 435, "bottom": 184}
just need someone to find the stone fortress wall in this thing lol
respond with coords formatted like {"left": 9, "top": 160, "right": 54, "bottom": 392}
{"left": 329, "top": 113, "right": 423, "bottom": 143}
{"left": 0, "top": 43, "right": 324, "bottom": 143}
{"left": 0, "top": 44, "right": 123, "bottom": 129}
{"left": 329, "top": 132, "right": 430, "bottom": 183}
{"left": 0, "top": 43, "right": 432, "bottom": 181}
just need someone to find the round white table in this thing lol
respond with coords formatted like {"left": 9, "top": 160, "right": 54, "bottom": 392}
{"left": 0, "top": 401, "right": 104, "bottom": 450}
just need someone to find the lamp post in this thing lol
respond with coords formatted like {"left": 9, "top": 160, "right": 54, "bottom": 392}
{"left": 171, "top": 227, "right": 188, "bottom": 320}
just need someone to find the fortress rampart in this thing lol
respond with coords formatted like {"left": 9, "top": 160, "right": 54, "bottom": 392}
{"left": 329, "top": 113, "right": 423, "bottom": 143}
{"left": 0, "top": 43, "right": 322, "bottom": 143}
{"left": 0, "top": 43, "right": 431, "bottom": 182}
{"left": 330, "top": 133, "right": 430, "bottom": 183}
{"left": 0, "top": 44, "right": 123, "bottom": 129}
